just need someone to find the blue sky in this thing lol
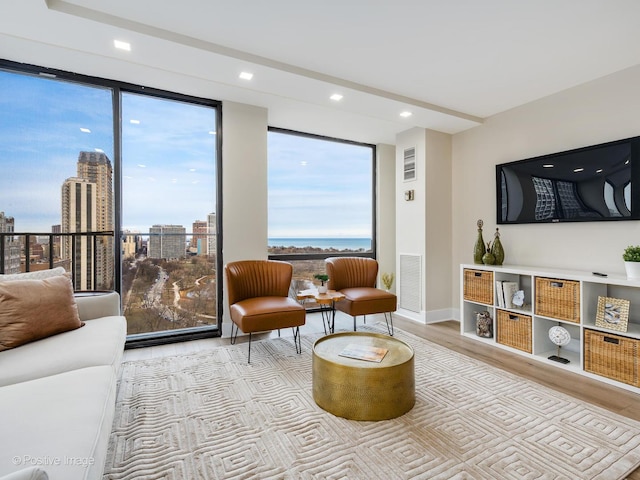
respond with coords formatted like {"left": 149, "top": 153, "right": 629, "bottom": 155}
{"left": 1, "top": 69, "right": 372, "bottom": 239}
{"left": 0, "top": 70, "right": 216, "bottom": 233}
{"left": 268, "top": 131, "right": 373, "bottom": 238}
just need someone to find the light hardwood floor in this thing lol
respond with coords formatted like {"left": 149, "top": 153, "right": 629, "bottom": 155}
{"left": 123, "top": 312, "right": 640, "bottom": 478}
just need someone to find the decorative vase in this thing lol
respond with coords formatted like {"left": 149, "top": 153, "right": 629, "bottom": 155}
{"left": 624, "top": 261, "right": 640, "bottom": 279}
{"left": 475, "top": 311, "right": 493, "bottom": 338}
{"left": 491, "top": 228, "right": 504, "bottom": 266}
{"left": 473, "top": 219, "right": 485, "bottom": 264}
{"left": 482, "top": 249, "right": 495, "bottom": 265}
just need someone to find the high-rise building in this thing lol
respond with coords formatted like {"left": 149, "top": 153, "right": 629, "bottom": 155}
{"left": 122, "top": 230, "right": 140, "bottom": 259}
{"left": 51, "top": 224, "right": 61, "bottom": 260}
{"left": 207, "top": 212, "right": 216, "bottom": 257}
{"left": 0, "top": 211, "right": 20, "bottom": 274}
{"left": 148, "top": 225, "right": 186, "bottom": 260}
{"left": 61, "top": 151, "right": 114, "bottom": 290}
{"left": 191, "top": 220, "right": 208, "bottom": 254}
{"left": 61, "top": 177, "right": 97, "bottom": 289}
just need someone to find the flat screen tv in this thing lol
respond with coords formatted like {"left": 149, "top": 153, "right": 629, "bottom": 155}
{"left": 496, "top": 136, "right": 640, "bottom": 224}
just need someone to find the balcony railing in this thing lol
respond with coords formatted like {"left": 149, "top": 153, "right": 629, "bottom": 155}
{"left": 0, "top": 231, "right": 115, "bottom": 291}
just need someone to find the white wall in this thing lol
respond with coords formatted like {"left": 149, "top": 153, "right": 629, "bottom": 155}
{"left": 395, "top": 128, "right": 453, "bottom": 322}
{"left": 424, "top": 129, "right": 452, "bottom": 319}
{"left": 451, "top": 64, "right": 640, "bottom": 307}
{"left": 221, "top": 101, "right": 268, "bottom": 333}
{"left": 396, "top": 128, "right": 427, "bottom": 321}
{"left": 376, "top": 143, "right": 396, "bottom": 290}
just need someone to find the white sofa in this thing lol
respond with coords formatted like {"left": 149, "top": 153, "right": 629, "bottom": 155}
{"left": 0, "top": 291, "right": 127, "bottom": 480}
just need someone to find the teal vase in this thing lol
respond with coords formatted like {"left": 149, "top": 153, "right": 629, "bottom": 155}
{"left": 491, "top": 228, "right": 504, "bottom": 266}
{"left": 473, "top": 219, "right": 485, "bottom": 264}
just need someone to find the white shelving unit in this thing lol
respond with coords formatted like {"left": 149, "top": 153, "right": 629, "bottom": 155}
{"left": 460, "top": 263, "right": 640, "bottom": 392}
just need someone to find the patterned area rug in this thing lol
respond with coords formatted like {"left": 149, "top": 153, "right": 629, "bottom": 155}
{"left": 104, "top": 325, "right": 640, "bottom": 479}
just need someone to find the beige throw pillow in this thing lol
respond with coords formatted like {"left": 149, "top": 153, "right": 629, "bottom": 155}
{"left": 0, "top": 266, "right": 68, "bottom": 282}
{"left": 0, "top": 275, "right": 83, "bottom": 352}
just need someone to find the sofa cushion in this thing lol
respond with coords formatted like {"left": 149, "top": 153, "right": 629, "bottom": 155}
{"left": 0, "top": 267, "right": 68, "bottom": 282}
{"left": 0, "top": 276, "right": 83, "bottom": 352}
{"left": 0, "top": 467, "right": 49, "bottom": 480}
{"left": 0, "top": 315, "right": 126, "bottom": 387}
{"left": 0, "top": 366, "right": 117, "bottom": 480}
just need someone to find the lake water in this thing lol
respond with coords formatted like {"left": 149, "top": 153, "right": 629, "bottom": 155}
{"left": 268, "top": 238, "right": 371, "bottom": 250}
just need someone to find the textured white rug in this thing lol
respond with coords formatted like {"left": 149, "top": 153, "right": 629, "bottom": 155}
{"left": 104, "top": 325, "right": 640, "bottom": 479}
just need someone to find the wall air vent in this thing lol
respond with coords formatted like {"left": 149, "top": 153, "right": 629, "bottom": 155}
{"left": 399, "top": 254, "right": 421, "bottom": 313}
{"left": 403, "top": 147, "right": 416, "bottom": 181}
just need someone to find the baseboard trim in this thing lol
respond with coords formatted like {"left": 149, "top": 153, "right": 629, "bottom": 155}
{"left": 395, "top": 307, "right": 459, "bottom": 325}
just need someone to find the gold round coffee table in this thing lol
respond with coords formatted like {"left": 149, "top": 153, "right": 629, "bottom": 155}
{"left": 312, "top": 332, "right": 415, "bottom": 421}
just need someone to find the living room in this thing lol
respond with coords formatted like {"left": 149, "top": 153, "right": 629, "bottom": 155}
{"left": 2, "top": 1, "right": 640, "bottom": 479}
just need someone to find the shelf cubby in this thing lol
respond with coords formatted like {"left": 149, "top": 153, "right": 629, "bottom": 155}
{"left": 460, "top": 263, "right": 640, "bottom": 393}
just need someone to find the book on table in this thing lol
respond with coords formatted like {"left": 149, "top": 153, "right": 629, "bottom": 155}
{"left": 339, "top": 343, "right": 389, "bottom": 362}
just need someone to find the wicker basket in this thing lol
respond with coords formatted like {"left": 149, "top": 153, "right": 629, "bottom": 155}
{"left": 535, "top": 277, "right": 580, "bottom": 323}
{"left": 463, "top": 269, "right": 494, "bottom": 305}
{"left": 584, "top": 329, "right": 639, "bottom": 387}
{"left": 497, "top": 309, "right": 532, "bottom": 353}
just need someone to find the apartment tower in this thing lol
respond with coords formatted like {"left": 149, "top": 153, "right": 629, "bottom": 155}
{"left": 0, "top": 211, "right": 20, "bottom": 274}
{"left": 207, "top": 212, "right": 216, "bottom": 257}
{"left": 61, "top": 152, "right": 114, "bottom": 290}
{"left": 191, "top": 220, "right": 208, "bottom": 254}
{"left": 148, "top": 224, "right": 186, "bottom": 260}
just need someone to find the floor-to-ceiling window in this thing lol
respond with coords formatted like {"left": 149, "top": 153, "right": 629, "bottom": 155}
{"left": 121, "top": 92, "right": 219, "bottom": 338}
{"left": 267, "top": 128, "right": 375, "bottom": 296}
{"left": 0, "top": 60, "right": 222, "bottom": 346}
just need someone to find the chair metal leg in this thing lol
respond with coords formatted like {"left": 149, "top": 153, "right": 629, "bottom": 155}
{"left": 230, "top": 322, "right": 239, "bottom": 345}
{"left": 384, "top": 312, "right": 394, "bottom": 336}
{"left": 230, "top": 323, "right": 252, "bottom": 363}
{"left": 292, "top": 326, "right": 302, "bottom": 354}
{"left": 353, "top": 316, "right": 357, "bottom": 331}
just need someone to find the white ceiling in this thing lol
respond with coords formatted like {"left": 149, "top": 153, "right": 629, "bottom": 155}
{"left": 2, "top": 0, "right": 640, "bottom": 145}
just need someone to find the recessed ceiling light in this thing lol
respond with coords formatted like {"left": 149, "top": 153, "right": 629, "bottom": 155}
{"left": 114, "top": 40, "right": 131, "bottom": 51}
{"left": 400, "top": 111, "right": 412, "bottom": 118}
{"left": 596, "top": 168, "right": 603, "bottom": 173}
{"left": 573, "top": 167, "right": 584, "bottom": 173}
{"left": 80, "top": 128, "right": 91, "bottom": 133}
{"left": 543, "top": 164, "right": 554, "bottom": 168}
{"left": 130, "top": 119, "right": 140, "bottom": 125}
{"left": 330, "top": 94, "right": 343, "bottom": 101}
{"left": 239, "top": 72, "right": 253, "bottom": 80}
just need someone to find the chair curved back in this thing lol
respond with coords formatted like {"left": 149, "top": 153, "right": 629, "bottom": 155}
{"left": 326, "top": 257, "right": 378, "bottom": 291}
{"left": 225, "top": 260, "right": 293, "bottom": 305}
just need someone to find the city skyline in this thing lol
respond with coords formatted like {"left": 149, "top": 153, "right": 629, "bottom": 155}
{"left": 1, "top": 68, "right": 373, "bottom": 241}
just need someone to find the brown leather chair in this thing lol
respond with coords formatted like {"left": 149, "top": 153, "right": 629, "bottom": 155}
{"left": 325, "top": 257, "right": 396, "bottom": 335}
{"left": 225, "top": 260, "right": 305, "bottom": 362}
